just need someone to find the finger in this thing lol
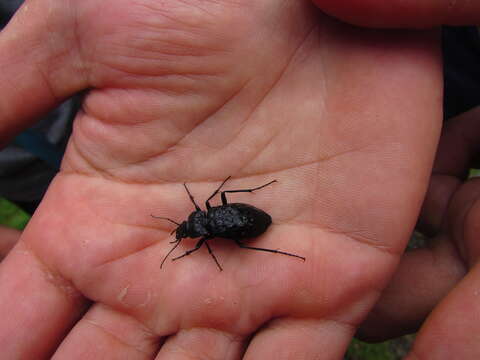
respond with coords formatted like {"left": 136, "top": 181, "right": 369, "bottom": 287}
{"left": 443, "top": 176, "right": 480, "bottom": 267}
{"left": 0, "top": 225, "right": 21, "bottom": 260}
{"left": 360, "top": 176, "right": 480, "bottom": 341}
{"left": 357, "top": 239, "right": 466, "bottom": 341}
{"left": 53, "top": 303, "right": 161, "bottom": 359}
{"left": 406, "top": 263, "right": 480, "bottom": 359}
{"left": 0, "top": 0, "right": 87, "bottom": 146}
{"left": 406, "top": 174, "right": 480, "bottom": 357}
{"left": 311, "top": 0, "right": 480, "bottom": 28}
{"left": 155, "top": 327, "right": 246, "bottom": 360}
{"left": 244, "top": 318, "right": 354, "bottom": 359}
{"left": 433, "top": 107, "right": 480, "bottom": 177}
{"left": 0, "top": 240, "right": 88, "bottom": 358}
{"left": 418, "top": 107, "right": 480, "bottom": 235}
{"left": 417, "top": 175, "right": 460, "bottom": 236}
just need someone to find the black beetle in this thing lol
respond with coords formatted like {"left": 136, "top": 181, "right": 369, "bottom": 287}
{"left": 152, "top": 176, "right": 305, "bottom": 271}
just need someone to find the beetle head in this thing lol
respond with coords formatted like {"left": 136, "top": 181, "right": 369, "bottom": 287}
{"left": 150, "top": 214, "right": 185, "bottom": 239}
{"left": 175, "top": 221, "right": 188, "bottom": 240}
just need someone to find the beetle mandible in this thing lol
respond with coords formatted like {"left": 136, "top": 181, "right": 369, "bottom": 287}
{"left": 152, "top": 176, "right": 305, "bottom": 271}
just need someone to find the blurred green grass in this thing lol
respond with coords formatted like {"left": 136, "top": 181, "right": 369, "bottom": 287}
{"left": 346, "top": 339, "right": 396, "bottom": 360}
{"left": 346, "top": 336, "right": 415, "bottom": 360}
{"left": 0, "top": 197, "right": 30, "bottom": 230}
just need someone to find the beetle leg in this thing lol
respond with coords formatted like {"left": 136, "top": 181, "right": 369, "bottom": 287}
{"left": 183, "top": 183, "right": 201, "bottom": 211}
{"left": 235, "top": 240, "right": 305, "bottom": 261}
{"left": 205, "top": 176, "right": 231, "bottom": 209}
{"left": 205, "top": 240, "right": 223, "bottom": 271}
{"left": 160, "top": 239, "right": 183, "bottom": 269}
{"left": 172, "top": 236, "right": 208, "bottom": 261}
{"left": 151, "top": 214, "right": 180, "bottom": 226}
{"left": 220, "top": 180, "right": 277, "bottom": 205}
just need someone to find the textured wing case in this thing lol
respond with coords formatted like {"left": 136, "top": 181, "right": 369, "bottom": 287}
{"left": 207, "top": 203, "right": 272, "bottom": 240}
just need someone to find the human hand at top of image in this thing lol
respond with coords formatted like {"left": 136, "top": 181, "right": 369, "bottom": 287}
{"left": 0, "top": 0, "right": 441, "bottom": 358}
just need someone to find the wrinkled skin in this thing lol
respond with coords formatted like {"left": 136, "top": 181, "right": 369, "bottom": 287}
{"left": 0, "top": 0, "right": 441, "bottom": 358}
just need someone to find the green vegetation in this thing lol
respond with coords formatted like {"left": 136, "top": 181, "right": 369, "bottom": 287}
{"left": 470, "top": 168, "right": 480, "bottom": 178}
{"left": 0, "top": 197, "right": 30, "bottom": 230}
{"left": 346, "top": 336, "right": 414, "bottom": 360}
{"left": 346, "top": 339, "right": 396, "bottom": 360}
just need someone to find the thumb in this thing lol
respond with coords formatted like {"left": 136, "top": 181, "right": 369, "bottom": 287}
{"left": 0, "top": 0, "right": 87, "bottom": 146}
{"left": 312, "top": 0, "right": 480, "bottom": 28}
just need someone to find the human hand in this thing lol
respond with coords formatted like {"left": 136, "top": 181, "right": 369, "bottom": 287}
{"left": 358, "top": 107, "right": 480, "bottom": 359}
{"left": 311, "top": 0, "right": 480, "bottom": 358}
{"left": 0, "top": 1, "right": 441, "bottom": 358}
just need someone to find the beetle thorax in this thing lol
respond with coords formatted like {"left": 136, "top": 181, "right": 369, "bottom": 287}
{"left": 183, "top": 210, "right": 209, "bottom": 238}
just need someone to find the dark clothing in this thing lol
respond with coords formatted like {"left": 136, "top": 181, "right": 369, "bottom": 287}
{"left": 443, "top": 26, "right": 480, "bottom": 119}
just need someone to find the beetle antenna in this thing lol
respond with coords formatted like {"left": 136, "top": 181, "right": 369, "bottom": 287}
{"left": 151, "top": 214, "right": 180, "bottom": 226}
{"left": 160, "top": 240, "right": 182, "bottom": 269}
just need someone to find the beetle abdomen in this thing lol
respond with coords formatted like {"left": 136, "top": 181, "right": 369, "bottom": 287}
{"left": 207, "top": 203, "right": 272, "bottom": 240}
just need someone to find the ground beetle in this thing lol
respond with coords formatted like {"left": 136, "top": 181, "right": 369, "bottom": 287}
{"left": 152, "top": 176, "right": 306, "bottom": 271}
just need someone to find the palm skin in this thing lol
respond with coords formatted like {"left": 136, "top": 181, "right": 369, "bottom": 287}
{"left": 0, "top": 0, "right": 441, "bottom": 358}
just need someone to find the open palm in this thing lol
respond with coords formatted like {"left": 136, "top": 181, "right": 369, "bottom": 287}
{"left": 0, "top": 0, "right": 442, "bottom": 358}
